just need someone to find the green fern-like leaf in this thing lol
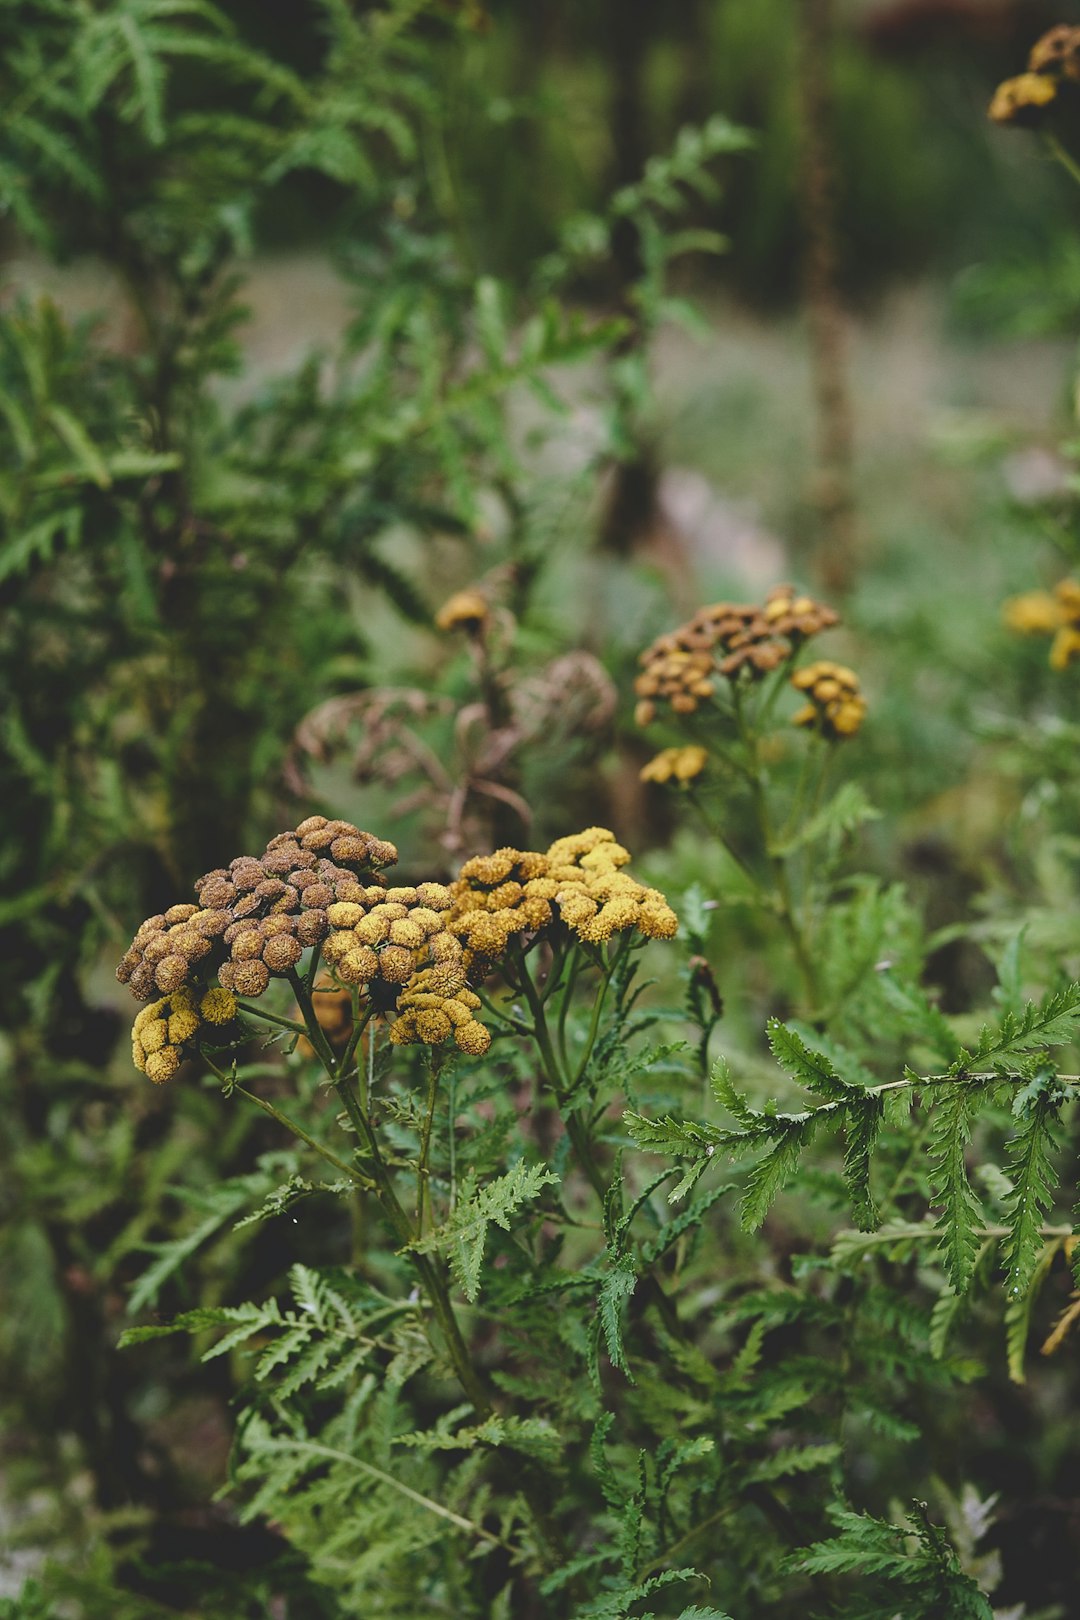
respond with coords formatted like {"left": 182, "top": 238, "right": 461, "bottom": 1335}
{"left": 1000, "top": 1082, "right": 1064, "bottom": 1298}
{"left": 410, "top": 1161, "right": 558, "bottom": 1302}
{"left": 955, "top": 982, "right": 1080, "bottom": 1074}
{"left": 928, "top": 1082, "right": 988, "bottom": 1293}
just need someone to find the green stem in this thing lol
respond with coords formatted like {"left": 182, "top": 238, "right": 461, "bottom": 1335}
{"left": 734, "top": 686, "right": 820, "bottom": 1009}
{"left": 1045, "top": 131, "right": 1080, "bottom": 190}
{"left": 226, "top": 1079, "right": 373, "bottom": 1189}
{"left": 416, "top": 1051, "right": 442, "bottom": 1233}
{"left": 334, "top": 1070, "right": 492, "bottom": 1418}
{"left": 237, "top": 1001, "right": 307, "bottom": 1038}
{"left": 338, "top": 1003, "right": 374, "bottom": 1088}
{"left": 287, "top": 967, "right": 341, "bottom": 1076}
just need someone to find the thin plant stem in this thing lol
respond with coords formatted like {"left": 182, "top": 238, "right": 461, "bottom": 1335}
{"left": 416, "top": 1052, "right": 442, "bottom": 1234}
{"left": 217, "top": 1072, "right": 372, "bottom": 1189}
{"left": 334, "top": 1066, "right": 492, "bottom": 1418}
{"left": 1046, "top": 131, "right": 1080, "bottom": 189}
{"left": 287, "top": 967, "right": 341, "bottom": 1076}
{"left": 734, "top": 685, "right": 820, "bottom": 1009}
{"left": 237, "top": 1000, "right": 307, "bottom": 1038}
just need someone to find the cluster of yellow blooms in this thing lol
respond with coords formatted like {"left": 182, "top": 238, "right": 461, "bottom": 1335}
{"left": 118, "top": 818, "right": 678, "bottom": 1080}
{"left": 448, "top": 827, "right": 678, "bottom": 953}
{"left": 321, "top": 883, "right": 462, "bottom": 990}
{"left": 435, "top": 588, "right": 490, "bottom": 635}
{"left": 131, "top": 986, "right": 237, "bottom": 1085}
{"left": 989, "top": 25, "right": 1080, "bottom": 126}
{"left": 1004, "top": 579, "right": 1080, "bottom": 669}
{"left": 639, "top": 745, "right": 708, "bottom": 785}
{"left": 387, "top": 968, "right": 490, "bottom": 1055}
{"left": 634, "top": 585, "right": 840, "bottom": 725}
{"left": 790, "top": 661, "right": 868, "bottom": 740}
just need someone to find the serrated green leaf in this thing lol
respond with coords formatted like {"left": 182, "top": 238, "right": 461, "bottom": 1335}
{"left": 928, "top": 1082, "right": 987, "bottom": 1293}
{"left": 739, "top": 1116, "right": 818, "bottom": 1232}
{"left": 766, "top": 1018, "right": 858, "bottom": 1102}
{"left": 410, "top": 1161, "right": 558, "bottom": 1303}
{"left": 1001, "top": 1086, "right": 1063, "bottom": 1298}
{"left": 598, "top": 1251, "right": 638, "bottom": 1377}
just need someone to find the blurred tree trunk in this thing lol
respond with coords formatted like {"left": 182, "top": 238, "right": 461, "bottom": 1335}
{"left": 796, "top": 0, "right": 858, "bottom": 595}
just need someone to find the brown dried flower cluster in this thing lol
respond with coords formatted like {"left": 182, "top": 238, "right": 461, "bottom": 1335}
{"left": 989, "top": 25, "right": 1080, "bottom": 126}
{"left": 790, "top": 661, "right": 867, "bottom": 740}
{"left": 634, "top": 585, "right": 839, "bottom": 725}
{"left": 131, "top": 986, "right": 237, "bottom": 1085}
{"left": 117, "top": 817, "right": 398, "bottom": 1003}
{"left": 448, "top": 827, "right": 678, "bottom": 954}
{"left": 1004, "top": 578, "right": 1080, "bottom": 669}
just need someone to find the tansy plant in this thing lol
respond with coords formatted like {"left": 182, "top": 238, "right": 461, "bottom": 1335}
{"left": 634, "top": 583, "right": 871, "bottom": 1016}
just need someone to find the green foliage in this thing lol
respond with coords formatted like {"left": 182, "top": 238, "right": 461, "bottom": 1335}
{"left": 410, "top": 1161, "right": 559, "bottom": 1302}
{"left": 5, "top": 3, "right": 1080, "bottom": 1617}
{"left": 795, "top": 1502, "right": 994, "bottom": 1620}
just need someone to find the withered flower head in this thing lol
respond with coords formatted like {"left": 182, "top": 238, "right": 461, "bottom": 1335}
{"left": 320, "top": 882, "right": 462, "bottom": 995}
{"left": 118, "top": 818, "right": 399, "bottom": 1004}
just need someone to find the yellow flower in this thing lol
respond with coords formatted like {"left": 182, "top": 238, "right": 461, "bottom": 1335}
{"left": 1004, "top": 578, "right": 1080, "bottom": 668}
{"left": 791, "top": 660, "right": 867, "bottom": 741}
{"left": 199, "top": 987, "right": 237, "bottom": 1025}
{"left": 988, "top": 72, "right": 1057, "bottom": 127}
{"left": 1003, "top": 590, "right": 1064, "bottom": 635}
{"left": 1050, "top": 626, "right": 1080, "bottom": 670}
{"left": 640, "top": 745, "right": 708, "bottom": 785}
{"left": 435, "top": 588, "right": 489, "bottom": 634}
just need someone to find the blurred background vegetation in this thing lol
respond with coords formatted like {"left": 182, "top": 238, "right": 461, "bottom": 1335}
{"left": 4, "top": 0, "right": 1080, "bottom": 1614}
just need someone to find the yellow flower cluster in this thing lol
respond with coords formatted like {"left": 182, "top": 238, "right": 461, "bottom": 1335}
{"left": 435, "top": 588, "right": 490, "bottom": 635}
{"left": 634, "top": 585, "right": 840, "bottom": 724}
{"left": 388, "top": 968, "right": 491, "bottom": 1055}
{"left": 320, "top": 883, "right": 463, "bottom": 990}
{"left": 989, "top": 26, "right": 1080, "bottom": 126}
{"left": 1004, "top": 579, "right": 1080, "bottom": 669}
{"left": 640, "top": 745, "right": 708, "bottom": 785}
{"left": 131, "top": 986, "right": 237, "bottom": 1085}
{"left": 448, "top": 828, "right": 678, "bottom": 954}
{"left": 790, "top": 661, "right": 867, "bottom": 740}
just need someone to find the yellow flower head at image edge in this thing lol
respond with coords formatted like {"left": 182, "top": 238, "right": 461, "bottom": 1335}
{"left": 1004, "top": 579, "right": 1080, "bottom": 669}
{"left": 640, "top": 746, "right": 708, "bottom": 785}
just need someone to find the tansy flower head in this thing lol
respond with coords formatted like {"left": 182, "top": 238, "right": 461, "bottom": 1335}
{"left": 118, "top": 818, "right": 399, "bottom": 1004}
{"left": 634, "top": 586, "right": 841, "bottom": 723}
{"left": 988, "top": 71, "right": 1058, "bottom": 126}
{"left": 435, "top": 588, "right": 489, "bottom": 635}
{"left": 131, "top": 988, "right": 205, "bottom": 1084}
{"left": 388, "top": 969, "right": 491, "bottom": 1055}
{"left": 791, "top": 660, "right": 867, "bottom": 740}
{"left": 640, "top": 745, "right": 708, "bottom": 785}
{"left": 1004, "top": 578, "right": 1080, "bottom": 669}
